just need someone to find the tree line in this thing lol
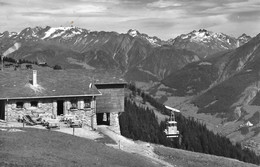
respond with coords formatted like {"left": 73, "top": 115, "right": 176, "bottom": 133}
{"left": 3, "top": 57, "right": 62, "bottom": 70}
{"left": 3, "top": 57, "right": 38, "bottom": 65}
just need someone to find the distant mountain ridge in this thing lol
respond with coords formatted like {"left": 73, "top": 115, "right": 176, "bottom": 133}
{"left": 162, "top": 33, "right": 260, "bottom": 100}
{"left": 0, "top": 26, "right": 199, "bottom": 82}
{"left": 169, "top": 29, "right": 252, "bottom": 58}
{"left": 238, "top": 33, "right": 252, "bottom": 46}
{"left": 127, "top": 29, "right": 164, "bottom": 47}
{"left": 0, "top": 26, "right": 252, "bottom": 83}
{"left": 1, "top": 27, "right": 251, "bottom": 52}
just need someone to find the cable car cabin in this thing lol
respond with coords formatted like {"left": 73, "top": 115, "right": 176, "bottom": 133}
{"left": 164, "top": 120, "right": 179, "bottom": 138}
{"left": 164, "top": 105, "right": 180, "bottom": 138}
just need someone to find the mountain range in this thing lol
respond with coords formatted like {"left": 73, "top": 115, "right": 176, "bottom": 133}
{"left": 169, "top": 29, "right": 251, "bottom": 59}
{"left": 0, "top": 26, "right": 251, "bottom": 82}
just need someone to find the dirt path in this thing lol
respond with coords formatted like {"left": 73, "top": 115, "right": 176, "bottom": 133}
{"left": 98, "top": 125, "right": 175, "bottom": 167}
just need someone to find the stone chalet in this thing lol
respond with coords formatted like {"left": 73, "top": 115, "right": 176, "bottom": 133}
{"left": 0, "top": 69, "right": 126, "bottom": 134}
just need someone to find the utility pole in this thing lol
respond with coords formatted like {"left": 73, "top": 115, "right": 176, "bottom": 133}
{"left": 1, "top": 46, "right": 3, "bottom": 71}
{"left": 1, "top": 55, "right": 3, "bottom": 71}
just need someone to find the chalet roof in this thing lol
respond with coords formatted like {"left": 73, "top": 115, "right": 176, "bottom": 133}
{"left": 0, "top": 69, "right": 120, "bottom": 100}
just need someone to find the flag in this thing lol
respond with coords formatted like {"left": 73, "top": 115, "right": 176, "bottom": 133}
{"left": 2, "top": 42, "right": 21, "bottom": 57}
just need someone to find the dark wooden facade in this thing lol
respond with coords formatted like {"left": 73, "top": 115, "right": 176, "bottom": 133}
{"left": 95, "top": 84, "right": 125, "bottom": 113}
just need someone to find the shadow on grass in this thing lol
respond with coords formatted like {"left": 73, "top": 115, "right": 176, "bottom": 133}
{"left": 95, "top": 132, "right": 117, "bottom": 145}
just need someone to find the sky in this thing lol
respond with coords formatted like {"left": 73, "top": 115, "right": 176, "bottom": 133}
{"left": 1, "top": 0, "right": 260, "bottom": 40}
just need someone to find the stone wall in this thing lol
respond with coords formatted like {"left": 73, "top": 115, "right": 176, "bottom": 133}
{"left": 108, "top": 112, "right": 121, "bottom": 134}
{"left": 5, "top": 97, "right": 97, "bottom": 130}
{"left": 6, "top": 99, "right": 53, "bottom": 122}
{"left": 71, "top": 108, "right": 96, "bottom": 130}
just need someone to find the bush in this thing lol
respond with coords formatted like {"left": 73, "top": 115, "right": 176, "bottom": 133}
{"left": 53, "top": 65, "right": 62, "bottom": 70}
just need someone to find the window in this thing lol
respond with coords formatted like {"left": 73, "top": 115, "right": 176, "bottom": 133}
{"left": 70, "top": 100, "right": 77, "bottom": 109}
{"left": 84, "top": 99, "right": 91, "bottom": 108}
{"left": 30, "top": 101, "right": 38, "bottom": 107}
{"left": 16, "top": 102, "right": 24, "bottom": 108}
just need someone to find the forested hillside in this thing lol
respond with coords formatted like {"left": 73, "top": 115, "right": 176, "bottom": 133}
{"left": 119, "top": 85, "right": 260, "bottom": 165}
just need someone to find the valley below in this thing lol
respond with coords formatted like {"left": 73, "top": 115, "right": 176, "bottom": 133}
{"left": 147, "top": 84, "right": 260, "bottom": 156}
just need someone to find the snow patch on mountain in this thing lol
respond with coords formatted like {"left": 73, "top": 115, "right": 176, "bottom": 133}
{"left": 104, "top": 39, "right": 109, "bottom": 43}
{"left": 171, "top": 29, "right": 243, "bottom": 59}
{"left": 42, "top": 26, "right": 83, "bottom": 39}
{"left": 145, "top": 37, "right": 160, "bottom": 46}
{"left": 227, "top": 39, "right": 230, "bottom": 45}
{"left": 238, "top": 33, "right": 252, "bottom": 46}
{"left": 138, "top": 67, "right": 158, "bottom": 78}
{"left": 238, "top": 33, "right": 251, "bottom": 41}
{"left": 221, "top": 45, "right": 229, "bottom": 49}
{"left": 128, "top": 29, "right": 138, "bottom": 37}
{"left": 190, "top": 30, "right": 212, "bottom": 43}
{"left": 177, "top": 29, "right": 236, "bottom": 46}
{"left": 191, "top": 55, "right": 200, "bottom": 62}
{"left": 42, "top": 27, "right": 59, "bottom": 39}
{"left": 51, "top": 31, "right": 66, "bottom": 39}
{"left": 181, "top": 35, "right": 189, "bottom": 39}
{"left": 127, "top": 29, "right": 161, "bottom": 46}
{"left": 199, "top": 62, "right": 212, "bottom": 66}
{"left": 63, "top": 33, "right": 76, "bottom": 39}
{"left": 31, "top": 31, "right": 38, "bottom": 38}
{"left": 9, "top": 32, "right": 17, "bottom": 37}
{"left": 94, "top": 39, "right": 99, "bottom": 44}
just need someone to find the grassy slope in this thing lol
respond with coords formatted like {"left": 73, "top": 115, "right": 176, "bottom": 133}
{"left": 0, "top": 128, "right": 158, "bottom": 167}
{"left": 154, "top": 145, "right": 258, "bottom": 167}
{"left": 0, "top": 127, "right": 258, "bottom": 167}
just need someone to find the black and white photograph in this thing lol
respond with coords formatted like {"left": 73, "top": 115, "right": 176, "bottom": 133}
{"left": 1, "top": 0, "right": 260, "bottom": 166}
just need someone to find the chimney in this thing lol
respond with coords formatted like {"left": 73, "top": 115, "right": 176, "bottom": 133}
{"left": 33, "top": 70, "right": 37, "bottom": 86}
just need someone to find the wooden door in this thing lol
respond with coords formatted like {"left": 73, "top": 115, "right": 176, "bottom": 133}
{"left": 0, "top": 100, "right": 5, "bottom": 120}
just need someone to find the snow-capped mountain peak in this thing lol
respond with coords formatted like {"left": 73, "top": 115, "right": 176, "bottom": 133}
{"left": 127, "top": 29, "right": 162, "bottom": 46}
{"left": 42, "top": 26, "right": 87, "bottom": 39}
{"left": 237, "top": 33, "right": 252, "bottom": 47}
{"left": 178, "top": 29, "right": 211, "bottom": 42}
{"left": 9, "top": 32, "right": 18, "bottom": 37}
{"left": 127, "top": 29, "right": 140, "bottom": 37}
{"left": 171, "top": 29, "right": 240, "bottom": 58}
{"left": 176, "top": 29, "right": 237, "bottom": 44}
{"left": 191, "top": 30, "right": 212, "bottom": 42}
{"left": 145, "top": 36, "right": 160, "bottom": 46}
{"left": 179, "top": 29, "right": 234, "bottom": 44}
{"left": 238, "top": 33, "right": 251, "bottom": 41}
